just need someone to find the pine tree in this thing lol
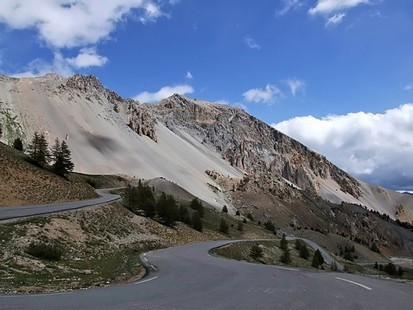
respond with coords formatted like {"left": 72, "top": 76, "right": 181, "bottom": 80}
{"left": 280, "top": 248, "right": 291, "bottom": 264}
{"left": 280, "top": 234, "right": 288, "bottom": 251}
{"left": 59, "top": 140, "right": 74, "bottom": 174}
{"left": 13, "top": 138, "right": 24, "bottom": 151}
{"left": 311, "top": 249, "right": 324, "bottom": 268}
{"left": 219, "top": 218, "right": 229, "bottom": 234}
{"left": 52, "top": 138, "right": 74, "bottom": 176}
{"left": 298, "top": 241, "right": 310, "bottom": 260}
{"left": 264, "top": 220, "right": 275, "bottom": 232}
{"left": 28, "top": 132, "right": 50, "bottom": 166}
{"left": 179, "top": 205, "right": 191, "bottom": 225}
{"left": 250, "top": 244, "right": 263, "bottom": 259}
{"left": 191, "top": 212, "right": 203, "bottom": 232}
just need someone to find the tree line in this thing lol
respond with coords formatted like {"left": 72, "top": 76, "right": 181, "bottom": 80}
{"left": 124, "top": 181, "right": 204, "bottom": 232}
{"left": 1, "top": 129, "right": 74, "bottom": 177}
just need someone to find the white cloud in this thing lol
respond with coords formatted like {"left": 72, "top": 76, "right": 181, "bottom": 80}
{"left": 309, "top": 0, "right": 370, "bottom": 16}
{"left": 273, "top": 104, "right": 413, "bottom": 190}
{"left": 12, "top": 48, "right": 108, "bottom": 77}
{"left": 243, "top": 84, "right": 281, "bottom": 104}
{"left": 66, "top": 48, "right": 108, "bottom": 69}
{"left": 326, "top": 12, "right": 346, "bottom": 26}
{"left": 277, "top": 0, "right": 305, "bottom": 16}
{"left": 404, "top": 84, "right": 413, "bottom": 91}
{"left": 286, "top": 79, "right": 305, "bottom": 96}
{"left": 245, "top": 37, "right": 261, "bottom": 50}
{"left": 134, "top": 84, "right": 194, "bottom": 102}
{"left": 13, "top": 52, "right": 74, "bottom": 77}
{"left": 0, "top": 0, "right": 166, "bottom": 48}
{"left": 186, "top": 71, "right": 193, "bottom": 79}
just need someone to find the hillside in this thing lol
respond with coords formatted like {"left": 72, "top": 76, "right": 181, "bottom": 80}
{"left": 0, "top": 142, "right": 96, "bottom": 206}
{"left": 0, "top": 74, "right": 412, "bottom": 223}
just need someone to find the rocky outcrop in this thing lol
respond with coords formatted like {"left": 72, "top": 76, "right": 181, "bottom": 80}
{"left": 153, "top": 94, "right": 361, "bottom": 198}
{"left": 126, "top": 101, "right": 157, "bottom": 142}
{"left": 63, "top": 74, "right": 157, "bottom": 142}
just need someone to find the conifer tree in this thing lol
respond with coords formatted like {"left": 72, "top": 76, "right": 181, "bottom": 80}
{"left": 219, "top": 218, "right": 229, "bottom": 234}
{"left": 13, "top": 138, "right": 24, "bottom": 151}
{"left": 280, "top": 247, "right": 291, "bottom": 264}
{"left": 280, "top": 234, "right": 288, "bottom": 251}
{"left": 51, "top": 138, "right": 74, "bottom": 176}
{"left": 191, "top": 212, "right": 203, "bottom": 232}
{"left": 311, "top": 249, "right": 324, "bottom": 268}
{"left": 250, "top": 244, "right": 263, "bottom": 259}
{"left": 28, "top": 132, "right": 50, "bottom": 166}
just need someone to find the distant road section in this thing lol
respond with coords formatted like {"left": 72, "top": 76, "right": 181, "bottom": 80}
{"left": 0, "top": 189, "right": 120, "bottom": 221}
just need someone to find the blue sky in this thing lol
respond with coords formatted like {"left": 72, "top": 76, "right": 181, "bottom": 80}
{"left": 0, "top": 0, "right": 413, "bottom": 189}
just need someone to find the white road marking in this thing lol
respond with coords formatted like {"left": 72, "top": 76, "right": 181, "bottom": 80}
{"left": 135, "top": 276, "right": 158, "bottom": 285}
{"left": 335, "top": 277, "right": 372, "bottom": 291}
{"left": 150, "top": 265, "right": 158, "bottom": 271}
{"left": 264, "top": 288, "right": 271, "bottom": 293}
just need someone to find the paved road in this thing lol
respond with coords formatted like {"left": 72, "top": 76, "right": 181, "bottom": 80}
{"left": 0, "top": 189, "right": 120, "bottom": 221}
{"left": 1, "top": 240, "right": 412, "bottom": 309}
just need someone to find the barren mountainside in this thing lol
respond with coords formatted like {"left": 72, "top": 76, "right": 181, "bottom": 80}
{"left": 0, "top": 73, "right": 412, "bottom": 223}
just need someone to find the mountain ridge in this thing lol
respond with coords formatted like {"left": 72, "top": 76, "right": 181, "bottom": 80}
{"left": 0, "top": 73, "right": 412, "bottom": 224}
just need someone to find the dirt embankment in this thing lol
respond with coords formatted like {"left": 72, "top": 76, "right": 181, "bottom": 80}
{"left": 0, "top": 143, "right": 97, "bottom": 206}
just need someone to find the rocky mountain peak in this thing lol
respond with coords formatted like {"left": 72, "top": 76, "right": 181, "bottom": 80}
{"left": 160, "top": 93, "right": 191, "bottom": 108}
{"left": 66, "top": 74, "right": 104, "bottom": 93}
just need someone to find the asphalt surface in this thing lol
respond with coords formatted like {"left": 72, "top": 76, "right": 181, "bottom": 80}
{"left": 0, "top": 189, "right": 120, "bottom": 221}
{"left": 1, "top": 240, "right": 412, "bottom": 310}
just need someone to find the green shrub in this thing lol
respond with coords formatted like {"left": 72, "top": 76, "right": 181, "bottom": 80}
{"left": 250, "top": 244, "right": 263, "bottom": 259}
{"left": 27, "top": 242, "right": 63, "bottom": 261}
{"left": 191, "top": 212, "right": 203, "bottom": 232}
{"left": 219, "top": 218, "right": 229, "bottom": 234}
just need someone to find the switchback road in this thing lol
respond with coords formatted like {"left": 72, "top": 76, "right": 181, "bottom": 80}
{"left": 1, "top": 240, "right": 412, "bottom": 309}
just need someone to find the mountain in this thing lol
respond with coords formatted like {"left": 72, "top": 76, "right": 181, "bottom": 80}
{"left": 1, "top": 73, "right": 412, "bottom": 224}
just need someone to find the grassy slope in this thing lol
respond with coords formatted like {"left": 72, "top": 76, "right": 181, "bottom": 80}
{"left": 0, "top": 143, "right": 97, "bottom": 205}
{"left": 0, "top": 199, "right": 275, "bottom": 293}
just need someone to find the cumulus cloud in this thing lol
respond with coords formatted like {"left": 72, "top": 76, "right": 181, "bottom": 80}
{"left": 325, "top": 12, "right": 346, "bottom": 26}
{"left": 66, "top": 48, "right": 108, "bottom": 69}
{"left": 12, "top": 48, "right": 108, "bottom": 77}
{"left": 273, "top": 104, "right": 413, "bottom": 190}
{"left": 245, "top": 37, "right": 261, "bottom": 50}
{"left": 277, "top": 0, "right": 305, "bottom": 16}
{"left": 0, "top": 0, "right": 166, "bottom": 48}
{"left": 13, "top": 52, "right": 74, "bottom": 77}
{"left": 243, "top": 84, "right": 281, "bottom": 104}
{"left": 134, "top": 84, "right": 194, "bottom": 102}
{"left": 309, "top": 0, "right": 370, "bottom": 16}
{"left": 286, "top": 79, "right": 305, "bottom": 96}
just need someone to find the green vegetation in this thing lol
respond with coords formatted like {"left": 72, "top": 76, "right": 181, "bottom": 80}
{"left": 213, "top": 240, "right": 317, "bottom": 269}
{"left": 311, "top": 249, "right": 325, "bottom": 269}
{"left": 264, "top": 220, "right": 275, "bottom": 232}
{"left": 12, "top": 137, "right": 23, "bottom": 151}
{"left": 295, "top": 239, "right": 310, "bottom": 260}
{"left": 219, "top": 218, "right": 229, "bottom": 234}
{"left": 26, "top": 242, "right": 63, "bottom": 261}
{"left": 280, "top": 234, "right": 288, "bottom": 251}
{"left": 250, "top": 244, "right": 263, "bottom": 259}
{"left": 191, "top": 212, "right": 203, "bottom": 232}
{"left": 28, "top": 132, "right": 50, "bottom": 167}
{"left": 51, "top": 138, "right": 74, "bottom": 176}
